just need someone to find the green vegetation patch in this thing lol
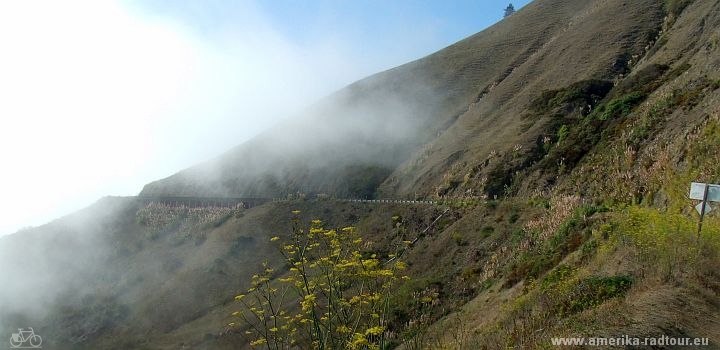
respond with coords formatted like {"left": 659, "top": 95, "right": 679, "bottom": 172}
{"left": 539, "top": 265, "right": 632, "bottom": 315}
{"left": 596, "top": 92, "right": 645, "bottom": 121}
{"left": 559, "top": 275, "right": 633, "bottom": 315}
{"left": 491, "top": 70, "right": 667, "bottom": 198}
{"left": 504, "top": 205, "right": 603, "bottom": 287}
{"left": 528, "top": 64, "right": 673, "bottom": 179}
{"left": 540, "top": 264, "right": 576, "bottom": 290}
{"left": 529, "top": 80, "right": 614, "bottom": 116}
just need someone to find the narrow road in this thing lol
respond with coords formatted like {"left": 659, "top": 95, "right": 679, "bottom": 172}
{"left": 135, "top": 195, "right": 441, "bottom": 208}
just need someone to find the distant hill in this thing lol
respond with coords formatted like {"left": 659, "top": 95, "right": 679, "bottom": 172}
{"left": 142, "top": 0, "right": 661, "bottom": 200}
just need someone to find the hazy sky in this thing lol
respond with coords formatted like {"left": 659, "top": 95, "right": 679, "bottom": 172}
{"left": 0, "top": 0, "right": 529, "bottom": 235}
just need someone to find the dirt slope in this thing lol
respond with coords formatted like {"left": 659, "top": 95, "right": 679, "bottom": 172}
{"left": 2, "top": 0, "right": 719, "bottom": 349}
{"left": 141, "top": 0, "right": 649, "bottom": 200}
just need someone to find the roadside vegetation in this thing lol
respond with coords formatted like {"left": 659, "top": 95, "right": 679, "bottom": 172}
{"left": 230, "top": 212, "right": 407, "bottom": 349}
{"left": 222, "top": 49, "right": 720, "bottom": 347}
{"left": 415, "top": 57, "right": 720, "bottom": 347}
{"left": 136, "top": 202, "right": 242, "bottom": 240}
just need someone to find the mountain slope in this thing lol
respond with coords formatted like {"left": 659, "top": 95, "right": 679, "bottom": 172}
{"left": 2, "top": 0, "right": 720, "bottom": 349}
{"left": 384, "top": 0, "right": 666, "bottom": 198}
{"left": 142, "top": 0, "right": 655, "bottom": 200}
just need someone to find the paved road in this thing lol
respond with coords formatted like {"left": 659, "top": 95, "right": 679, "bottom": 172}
{"left": 136, "top": 195, "right": 450, "bottom": 208}
{"left": 338, "top": 199, "right": 437, "bottom": 205}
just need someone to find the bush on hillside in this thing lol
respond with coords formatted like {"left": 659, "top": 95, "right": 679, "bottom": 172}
{"left": 230, "top": 211, "right": 407, "bottom": 349}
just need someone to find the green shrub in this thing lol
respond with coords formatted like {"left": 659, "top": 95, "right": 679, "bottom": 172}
{"left": 451, "top": 232, "right": 467, "bottom": 246}
{"left": 480, "top": 225, "right": 495, "bottom": 238}
{"left": 556, "top": 125, "right": 569, "bottom": 144}
{"left": 560, "top": 275, "right": 633, "bottom": 314}
{"left": 580, "top": 239, "right": 598, "bottom": 260}
{"left": 504, "top": 206, "right": 600, "bottom": 287}
{"left": 616, "top": 206, "right": 720, "bottom": 280}
{"left": 389, "top": 276, "right": 443, "bottom": 326}
{"left": 540, "top": 264, "right": 576, "bottom": 290}
{"left": 597, "top": 92, "right": 645, "bottom": 121}
{"left": 529, "top": 80, "right": 613, "bottom": 114}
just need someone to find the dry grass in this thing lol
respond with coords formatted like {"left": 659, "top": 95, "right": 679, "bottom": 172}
{"left": 4, "top": 0, "right": 720, "bottom": 349}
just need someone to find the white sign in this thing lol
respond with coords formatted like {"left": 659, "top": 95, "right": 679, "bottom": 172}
{"left": 689, "top": 182, "right": 720, "bottom": 202}
{"left": 696, "top": 202, "right": 713, "bottom": 215}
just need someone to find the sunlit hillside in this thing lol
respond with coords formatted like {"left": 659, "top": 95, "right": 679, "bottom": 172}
{"left": 1, "top": 0, "right": 719, "bottom": 348}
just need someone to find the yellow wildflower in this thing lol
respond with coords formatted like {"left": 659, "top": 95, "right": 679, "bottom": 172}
{"left": 365, "top": 326, "right": 384, "bottom": 336}
{"left": 250, "top": 338, "right": 267, "bottom": 346}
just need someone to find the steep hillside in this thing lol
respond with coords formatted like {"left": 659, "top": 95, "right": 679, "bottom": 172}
{"left": 141, "top": 0, "right": 635, "bottom": 200}
{"left": 385, "top": 0, "right": 666, "bottom": 199}
{"left": 0, "top": 197, "right": 455, "bottom": 349}
{"left": 390, "top": 0, "right": 720, "bottom": 347}
{"left": 2, "top": 0, "right": 720, "bottom": 349}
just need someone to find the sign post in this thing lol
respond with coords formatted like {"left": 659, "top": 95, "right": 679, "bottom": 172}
{"left": 690, "top": 182, "right": 720, "bottom": 239}
{"left": 698, "top": 184, "right": 710, "bottom": 238}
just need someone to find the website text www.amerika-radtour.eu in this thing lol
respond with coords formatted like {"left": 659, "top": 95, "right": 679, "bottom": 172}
{"left": 551, "top": 335, "right": 710, "bottom": 347}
